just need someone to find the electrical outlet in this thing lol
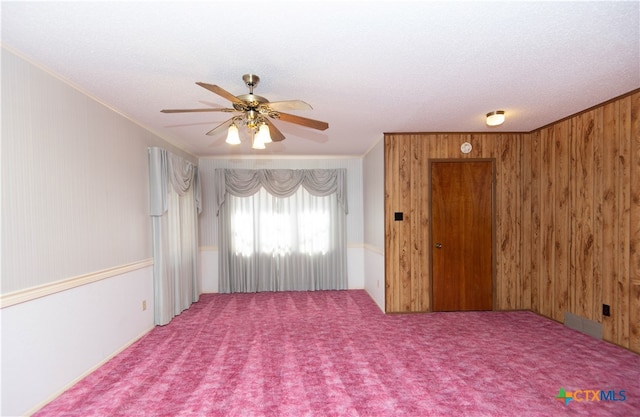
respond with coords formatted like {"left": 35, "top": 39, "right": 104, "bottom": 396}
{"left": 602, "top": 304, "right": 610, "bottom": 317}
{"left": 142, "top": 300, "right": 147, "bottom": 311}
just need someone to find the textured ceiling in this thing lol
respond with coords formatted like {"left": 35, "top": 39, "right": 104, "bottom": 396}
{"left": 2, "top": 1, "right": 639, "bottom": 157}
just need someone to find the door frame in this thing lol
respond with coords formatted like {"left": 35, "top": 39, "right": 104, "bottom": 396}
{"left": 428, "top": 158, "right": 497, "bottom": 311}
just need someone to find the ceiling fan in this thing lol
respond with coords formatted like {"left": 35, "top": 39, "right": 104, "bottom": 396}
{"left": 161, "top": 74, "right": 329, "bottom": 149}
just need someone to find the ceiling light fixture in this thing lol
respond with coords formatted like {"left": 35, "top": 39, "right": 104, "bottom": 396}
{"left": 256, "top": 123, "right": 272, "bottom": 144}
{"left": 251, "top": 132, "right": 266, "bottom": 150}
{"left": 226, "top": 114, "right": 274, "bottom": 148}
{"left": 486, "top": 110, "right": 505, "bottom": 127}
{"left": 225, "top": 123, "right": 241, "bottom": 145}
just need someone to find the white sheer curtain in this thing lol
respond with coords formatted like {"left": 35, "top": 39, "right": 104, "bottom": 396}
{"left": 214, "top": 169, "right": 348, "bottom": 293}
{"left": 148, "top": 147, "right": 201, "bottom": 325}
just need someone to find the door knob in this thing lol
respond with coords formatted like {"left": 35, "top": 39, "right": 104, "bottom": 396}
{"left": 435, "top": 243, "right": 442, "bottom": 249}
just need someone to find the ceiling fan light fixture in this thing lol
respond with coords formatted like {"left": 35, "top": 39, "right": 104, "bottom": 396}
{"left": 225, "top": 123, "right": 241, "bottom": 145}
{"left": 486, "top": 110, "right": 505, "bottom": 127}
{"left": 161, "top": 74, "right": 329, "bottom": 149}
{"left": 256, "top": 123, "right": 272, "bottom": 144}
{"left": 251, "top": 133, "right": 266, "bottom": 150}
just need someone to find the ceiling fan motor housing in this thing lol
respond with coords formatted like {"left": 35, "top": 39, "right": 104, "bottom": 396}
{"left": 242, "top": 74, "right": 260, "bottom": 92}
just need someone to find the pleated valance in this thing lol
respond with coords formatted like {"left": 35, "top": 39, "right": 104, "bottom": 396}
{"left": 213, "top": 168, "right": 348, "bottom": 215}
{"left": 148, "top": 147, "right": 201, "bottom": 216}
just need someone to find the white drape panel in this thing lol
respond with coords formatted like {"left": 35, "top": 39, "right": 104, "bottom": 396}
{"left": 148, "top": 147, "right": 201, "bottom": 325}
{"left": 215, "top": 169, "right": 347, "bottom": 293}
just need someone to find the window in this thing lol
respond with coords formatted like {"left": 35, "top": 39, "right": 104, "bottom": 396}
{"left": 216, "top": 168, "right": 348, "bottom": 293}
{"left": 229, "top": 187, "right": 332, "bottom": 257}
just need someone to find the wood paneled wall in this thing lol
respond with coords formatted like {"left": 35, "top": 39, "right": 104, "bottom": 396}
{"left": 384, "top": 89, "right": 639, "bottom": 354}
{"left": 384, "top": 133, "right": 527, "bottom": 313}
{"left": 527, "top": 91, "right": 640, "bottom": 353}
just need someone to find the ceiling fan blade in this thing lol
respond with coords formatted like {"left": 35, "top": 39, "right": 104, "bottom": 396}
{"left": 196, "top": 82, "right": 242, "bottom": 104}
{"left": 274, "top": 112, "right": 329, "bottom": 131}
{"left": 264, "top": 119, "right": 286, "bottom": 142}
{"left": 267, "top": 100, "right": 313, "bottom": 111}
{"left": 160, "top": 108, "right": 236, "bottom": 113}
{"left": 205, "top": 118, "right": 234, "bottom": 136}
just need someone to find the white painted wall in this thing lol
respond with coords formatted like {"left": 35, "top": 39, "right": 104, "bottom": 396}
{"left": 362, "top": 138, "right": 385, "bottom": 311}
{"left": 364, "top": 248, "right": 385, "bottom": 311}
{"left": 200, "top": 248, "right": 219, "bottom": 293}
{"left": 1, "top": 48, "right": 195, "bottom": 293}
{"left": 1, "top": 48, "right": 192, "bottom": 416}
{"left": 1, "top": 269, "right": 154, "bottom": 416}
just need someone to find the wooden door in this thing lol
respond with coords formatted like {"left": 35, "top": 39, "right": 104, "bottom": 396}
{"left": 431, "top": 161, "right": 493, "bottom": 311}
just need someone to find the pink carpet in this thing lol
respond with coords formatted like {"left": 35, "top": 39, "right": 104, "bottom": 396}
{"left": 35, "top": 290, "right": 640, "bottom": 416}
